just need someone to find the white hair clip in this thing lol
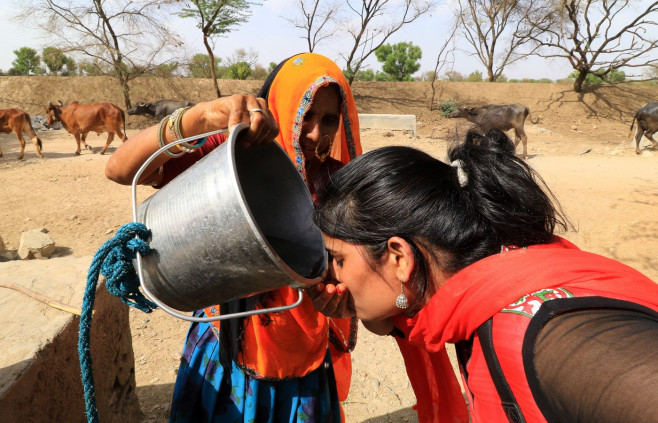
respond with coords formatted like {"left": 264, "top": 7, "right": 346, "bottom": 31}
{"left": 450, "top": 160, "right": 468, "bottom": 187}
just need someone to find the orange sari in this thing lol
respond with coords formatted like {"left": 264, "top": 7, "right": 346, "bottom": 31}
{"left": 204, "top": 53, "right": 361, "bottom": 402}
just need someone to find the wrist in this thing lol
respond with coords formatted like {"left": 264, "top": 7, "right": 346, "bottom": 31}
{"left": 187, "top": 101, "right": 213, "bottom": 137}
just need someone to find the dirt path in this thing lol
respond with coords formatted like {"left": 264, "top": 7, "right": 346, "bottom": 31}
{"left": 1, "top": 81, "right": 657, "bottom": 421}
{"left": 0, "top": 121, "right": 658, "bottom": 422}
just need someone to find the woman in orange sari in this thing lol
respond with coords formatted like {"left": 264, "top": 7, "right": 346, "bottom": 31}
{"left": 105, "top": 53, "right": 361, "bottom": 422}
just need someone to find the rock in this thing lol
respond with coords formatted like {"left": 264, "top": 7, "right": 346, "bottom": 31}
{"left": 571, "top": 125, "right": 578, "bottom": 130}
{"left": 30, "top": 115, "right": 49, "bottom": 131}
{"left": 18, "top": 228, "right": 56, "bottom": 259}
{"left": 0, "top": 235, "right": 5, "bottom": 254}
{"left": 579, "top": 147, "right": 592, "bottom": 155}
{"left": 0, "top": 250, "right": 18, "bottom": 261}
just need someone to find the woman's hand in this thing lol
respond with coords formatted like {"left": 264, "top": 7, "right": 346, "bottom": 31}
{"left": 106, "top": 94, "right": 280, "bottom": 186}
{"left": 306, "top": 280, "right": 355, "bottom": 319}
{"left": 199, "top": 94, "right": 279, "bottom": 147}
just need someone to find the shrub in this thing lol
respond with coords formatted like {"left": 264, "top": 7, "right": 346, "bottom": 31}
{"left": 466, "top": 70, "right": 483, "bottom": 82}
{"left": 439, "top": 100, "right": 459, "bottom": 117}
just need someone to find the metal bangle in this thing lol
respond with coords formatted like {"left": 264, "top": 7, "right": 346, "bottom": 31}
{"left": 168, "top": 107, "right": 185, "bottom": 141}
{"left": 158, "top": 115, "right": 185, "bottom": 158}
{"left": 169, "top": 107, "right": 199, "bottom": 152}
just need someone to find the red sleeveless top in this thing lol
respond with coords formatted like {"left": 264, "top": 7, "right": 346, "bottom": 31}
{"left": 393, "top": 238, "right": 658, "bottom": 422}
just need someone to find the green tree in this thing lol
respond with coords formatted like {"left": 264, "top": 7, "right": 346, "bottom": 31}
{"left": 153, "top": 63, "right": 179, "bottom": 77}
{"left": 12, "top": 47, "right": 40, "bottom": 75}
{"left": 347, "top": 68, "right": 375, "bottom": 81}
{"left": 178, "top": 0, "right": 253, "bottom": 97}
{"left": 568, "top": 68, "right": 625, "bottom": 85}
{"left": 188, "top": 53, "right": 221, "bottom": 78}
{"left": 223, "top": 48, "right": 258, "bottom": 80}
{"left": 42, "top": 47, "right": 68, "bottom": 75}
{"left": 374, "top": 71, "right": 390, "bottom": 81}
{"left": 62, "top": 57, "right": 77, "bottom": 76}
{"left": 226, "top": 61, "right": 252, "bottom": 79}
{"left": 252, "top": 64, "right": 268, "bottom": 80}
{"left": 466, "top": 70, "right": 483, "bottom": 82}
{"left": 78, "top": 61, "right": 105, "bottom": 76}
{"left": 375, "top": 42, "right": 422, "bottom": 81}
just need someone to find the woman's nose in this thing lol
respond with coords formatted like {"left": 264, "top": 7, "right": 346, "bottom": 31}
{"left": 305, "top": 119, "right": 321, "bottom": 143}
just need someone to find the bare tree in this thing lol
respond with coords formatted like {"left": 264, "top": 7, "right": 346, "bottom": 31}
{"left": 283, "top": 0, "right": 338, "bottom": 52}
{"left": 456, "top": 0, "right": 541, "bottom": 82}
{"left": 341, "top": 0, "right": 436, "bottom": 85}
{"left": 646, "top": 64, "right": 658, "bottom": 80}
{"left": 178, "top": 0, "right": 253, "bottom": 98}
{"left": 525, "top": 0, "right": 658, "bottom": 93}
{"left": 429, "top": 18, "right": 458, "bottom": 111}
{"left": 20, "top": 0, "right": 181, "bottom": 109}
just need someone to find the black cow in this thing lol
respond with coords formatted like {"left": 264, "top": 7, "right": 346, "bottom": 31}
{"left": 127, "top": 100, "right": 197, "bottom": 121}
{"left": 629, "top": 102, "right": 658, "bottom": 154}
{"left": 448, "top": 103, "right": 539, "bottom": 159}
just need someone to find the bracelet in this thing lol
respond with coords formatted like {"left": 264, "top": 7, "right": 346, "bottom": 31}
{"left": 158, "top": 115, "right": 185, "bottom": 158}
{"left": 168, "top": 107, "right": 198, "bottom": 153}
{"left": 168, "top": 107, "right": 187, "bottom": 141}
{"left": 190, "top": 136, "right": 208, "bottom": 148}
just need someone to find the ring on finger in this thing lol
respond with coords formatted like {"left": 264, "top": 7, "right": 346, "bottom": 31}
{"left": 249, "top": 108, "right": 264, "bottom": 117}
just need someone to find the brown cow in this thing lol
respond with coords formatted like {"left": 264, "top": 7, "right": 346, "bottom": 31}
{"left": 0, "top": 108, "right": 43, "bottom": 160}
{"left": 45, "top": 100, "right": 127, "bottom": 155}
{"left": 448, "top": 103, "right": 539, "bottom": 159}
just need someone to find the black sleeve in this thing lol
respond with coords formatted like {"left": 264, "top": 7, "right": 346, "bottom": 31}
{"left": 530, "top": 304, "right": 658, "bottom": 423}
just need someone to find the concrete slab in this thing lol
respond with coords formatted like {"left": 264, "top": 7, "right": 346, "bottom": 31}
{"left": 0, "top": 256, "right": 141, "bottom": 422}
{"left": 358, "top": 113, "right": 417, "bottom": 137}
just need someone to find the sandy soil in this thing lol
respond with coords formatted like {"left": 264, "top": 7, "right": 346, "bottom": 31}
{"left": 1, "top": 78, "right": 657, "bottom": 422}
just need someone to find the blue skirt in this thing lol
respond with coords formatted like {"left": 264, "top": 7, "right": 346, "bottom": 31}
{"left": 169, "top": 313, "right": 341, "bottom": 423}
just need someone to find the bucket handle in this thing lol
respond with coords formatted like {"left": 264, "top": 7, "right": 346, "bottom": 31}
{"left": 130, "top": 122, "right": 305, "bottom": 322}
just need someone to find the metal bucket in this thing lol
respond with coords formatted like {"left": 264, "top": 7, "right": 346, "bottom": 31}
{"left": 135, "top": 124, "right": 326, "bottom": 312}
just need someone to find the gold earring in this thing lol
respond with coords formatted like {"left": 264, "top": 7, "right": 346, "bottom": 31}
{"left": 315, "top": 134, "right": 334, "bottom": 162}
{"left": 396, "top": 284, "right": 409, "bottom": 310}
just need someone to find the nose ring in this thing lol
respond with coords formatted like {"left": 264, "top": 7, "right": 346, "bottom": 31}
{"left": 315, "top": 134, "right": 334, "bottom": 162}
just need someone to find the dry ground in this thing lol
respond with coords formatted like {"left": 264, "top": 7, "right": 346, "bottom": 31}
{"left": 1, "top": 77, "right": 657, "bottom": 422}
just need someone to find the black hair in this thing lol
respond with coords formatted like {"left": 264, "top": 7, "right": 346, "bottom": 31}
{"left": 314, "top": 128, "right": 569, "bottom": 311}
{"left": 256, "top": 53, "right": 300, "bottom": 100}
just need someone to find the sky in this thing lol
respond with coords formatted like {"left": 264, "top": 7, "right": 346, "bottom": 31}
{"left": 0, "top": 0, "right": 652, "bottom": 81}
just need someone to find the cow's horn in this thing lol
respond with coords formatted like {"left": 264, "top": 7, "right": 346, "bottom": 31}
{"left": 58, "top": 99, "right": 63, "bottom": 106}
{"left": 48, "top": 101, "right": 53, "bottom": 107}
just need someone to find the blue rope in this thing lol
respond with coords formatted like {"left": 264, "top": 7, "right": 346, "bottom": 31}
{"left": 78, "top": 222, "right": 157, "bottom": 423}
